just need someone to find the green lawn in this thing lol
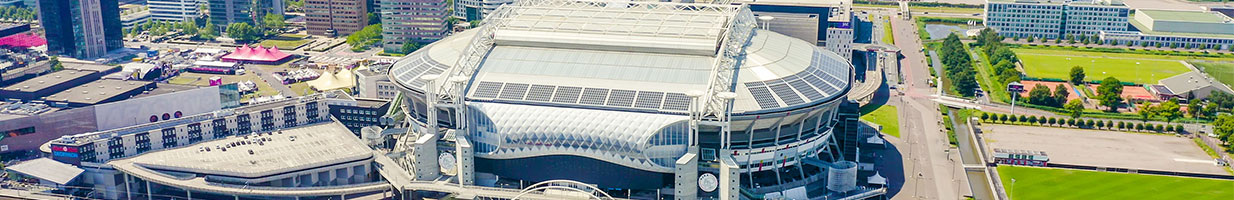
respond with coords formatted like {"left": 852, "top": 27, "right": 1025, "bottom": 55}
{"left": 1013, "top": 48, "right": 1193, "bottom": 84}
{"left": 881, "top": 16, "right": 895, "bottom": 45}
{"left": 258, "top": 39, "right": 310, "bottom": 49}
{"left": 860, "top": 105, "right": 901, "bottom": 137}
{"left": 998, "top": 166, "right": 1234, "bottom": 200}
{"left": 1193, "top": 62, "right": 1234, "bottom": 87}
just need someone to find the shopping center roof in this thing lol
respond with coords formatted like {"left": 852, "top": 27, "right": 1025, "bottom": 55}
{"left": 125, "top": 122, "right": 373, "bottom": 178}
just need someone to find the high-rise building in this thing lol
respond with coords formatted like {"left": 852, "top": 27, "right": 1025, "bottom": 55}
{"left": 380, "top": 0, "right": 449, "bottom": 53}
{"left": 207, "top": 0, "right": 284, "bottom": 29}
{"left": 984, "top": 0, "right": 1129, "bottom": 40}
{"left": 452, "top": 0, "right": 513, "bottom": 21}
{"left": 305, "top": 0, "right": 369, "bottom": 36}
{"left": 148, "top": 0, "right": 203, "bottom": 22}
{"left": 37, "top": 0, "right": 124, "bottom": 59}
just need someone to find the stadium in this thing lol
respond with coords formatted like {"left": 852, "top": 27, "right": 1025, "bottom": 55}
{"left": 388, "top": 0, "right": 873, "bottom": 198}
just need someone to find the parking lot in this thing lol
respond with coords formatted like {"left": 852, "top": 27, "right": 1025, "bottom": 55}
{"left": 983, "top": 125, "right": 1227, "bottom": 175}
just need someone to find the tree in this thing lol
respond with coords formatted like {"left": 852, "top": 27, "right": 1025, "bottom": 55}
{"left": 1118, "top": 121, "right": 1126, "bottom": 130}
{"left": 199, "top": 21, "right": 218, "bottom": 40}
{"left": 346, "top": 24, "right": 384, "bottom": 51}
{"left": 180, "top": 20, "right": 198, "bottom": 36}
{"left": 1086, "top": 119, "right": 1095, "bottom": 128}
{"left": 1187, "top": 101, "right": 1203, "bottom": 119}
{"left": 1137, "top": 103, "right": 1156, "bottom": 122}
{"left": 262, "top": 13, "right": 286, "bottom": 34}
{"left": 1156, "top": 98, "right": 1182, "bottom": 124}
{"left": 226, "top": 22, "right": 259, "bottom": 41}
{"left": 367, "top": 13, "right": 381, "bottom": 25}
{"left": 1135, "top": 123, "right": 1144, "bottom": 131}
{"left": 1052, "top": 85, "right": 1071, "bottom": 107}
{"left": 1069, "top": 66, "right": 1086, "bottom": 85}
{"left": 1067, "top": 119, "right": 1077, "bottom": 127}
{"left": 1010, "top": 115, "right": 1020, "bottom": 123}
{"left": 1096, "top": 120, "right": 1105, "bottom": 129}
{"left": 1027, "top": 84, "right": 1054, "bottom": 105}
{"left": 999, "top": 114, "right": 1009, "bottom": 123}
{"left": 1166, "top": 125, "right": 1175, "bottom": 132}
{"left": 399, "top": 41, "right": 422, "bottom": 54}
{"left": 1155, "top": 124, "right": 1164, "bottom": 132}
{"left": 1215, "top": 115, "right": 1234, "bottom": 144}
{"left": 1106, "top": 120, "right": 1114, "bottom": 130}
{"left": 981, "top": 113, "right": 990, "bottom": 121}
{"left": 1027, "top": 36, "right": 1035, "bottom": 43}
{"left": 1028, "top": 116, "right": 1038, "bottom": 125}
{"left": 1048, "top": 117, "right": 1057, "bottom": 126}
{"left": 48, "top": 56, "right": 63, "bottom": 71}
{"left": 1064, "top": 99, "right": 1084, "bottom": 119}
{"left": 1174, "top": 124, "right": 1184, "bottom": 133}
{"left": 1096, "top": 77, "right": 1125, "bottom": 112}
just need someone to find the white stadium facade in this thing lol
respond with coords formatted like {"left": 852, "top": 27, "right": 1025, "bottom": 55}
{"left": 37, "top": 1, "right": 886, "bottom": 200}
{"left": 389, "top": 0, "right": 880, "bottom": 199}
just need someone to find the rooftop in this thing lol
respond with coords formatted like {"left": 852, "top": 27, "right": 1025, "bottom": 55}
{"left": 133, "top": 83, "right": 200, "bottom": 98}
{"left": 739, "top": 0, "right": 850, "bottom": 7}
{"left": 6, "top": 158, "right": 84, "bottom": 185}
{"left": 1159, "top": 71, "right": 1234, "bottom": 95}
{"left": 1, "top": 70, "right": 97, "bottom": 92}
{"left": 43, "top": 79, "right": 152, "bottom": 105}
{"left": 122, "top": 122, "right": 372, "bottom": 178}
{"left": 1127, "top": 19, "right": 1234, "bottom": 39}
{"left": 1138, "top": 9, "right": 1231, "bottom": 23}
{"left": 62, "top": 62, "right": 117, "bottom": 72}
{"left": 987, "top": 0, "right": 1124, "bottom": 6}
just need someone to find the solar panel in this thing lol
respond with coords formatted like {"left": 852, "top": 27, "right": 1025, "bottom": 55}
{"left": 579, "top": 88, "right": 609, "bottom": 105}
{"left": 746, "top": 84, "right": 780, "bottom": 109}
{"left": 606, "top": 89, "right": 637, "bottom": 107}
{"left": 789, "top": 78, "right": 824, "bottom": 101}
{"left": 472, "top": 82, "right": 504, "bottom": 99}
{"left": 552, "top": 86, "right": 583, "bottom": 104}
{"left": 768, "top": 82, "right": 805, "bottom": 105}
{"left": 634, "top": 91, "right": 664, "bottom": 109}
{"left": 662, "top": 93, "right": 691, "bottom": 111}
{"left": 525, "top": 85, "right": 556, "bottom": 102}
{"left": 498, "top": 83, "right": 530, "bottom": 100}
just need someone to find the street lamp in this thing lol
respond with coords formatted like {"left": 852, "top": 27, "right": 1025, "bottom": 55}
{"left": 758, "top": 16, "right": 775, "bottom": 30}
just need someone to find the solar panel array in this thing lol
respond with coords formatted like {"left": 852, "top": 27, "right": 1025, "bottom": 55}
{"left": 389, "top": 53, "right": 450, "bottom": 90}
{"left": 470, "top": 81, "right": 692, "bottom": 113}
{"left": 742, "top": 50, "right": 850, "bottom": 109}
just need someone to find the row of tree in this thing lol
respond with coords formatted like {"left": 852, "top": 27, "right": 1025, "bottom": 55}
{"left": 980, "top": 113, "right": 1186, "bottom": 133}
{"left": 0, "top": 6, "right": 34, "bottom": 21}
{"left": 976, "top": 28, "right": 1025, "bottom": 98}
{"left": 1024, "top": 83, "right": 1071, "bottom": 107}
{"left": 939, "top": 33, "right": 979, "bottom": 96}
{"left": 1213, "top": 115, "right": 1234, "bottom": 149}
{"left": 227, "top": 13, "right": 287, "bottom": 42}
{"left": 1018, "top": 33, "right": 1234, "bottom": 51}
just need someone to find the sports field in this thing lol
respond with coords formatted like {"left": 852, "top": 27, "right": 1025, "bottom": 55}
{"left": 998, "top": 166, "right": 1234, "bottom": 200}
{"left": 1193, "top": 61, "right": 1234, "bottom": 87}
{"left": 1013, "top": 48, "right": 1193, "bottom": 84}
{"left": 860, "top": 105, "right": 900, "bottom": 138}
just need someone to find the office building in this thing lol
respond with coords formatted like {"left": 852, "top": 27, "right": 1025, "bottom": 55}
{"left": 148, "top": 0, "right": 204, "bottom": 22}
{"left": 1101, "top": 9, "right": 1234, "bottom": 50}
{"left": 984, "top": 0, "right": 1129, "bottom": 40}
{"left": 355, "top": 64, "right": 400, "bottom": 100}
{"left": 380, "top": 0, "right": 450, "bottom": 53}
{"left": 452, "top": 0, "right": 513, "bottom": 21}
{"left": 37, "top": 0, "right": 125, "bottom": 59}
{"left": 120, "top": 6, "right": 151, "bottom": 30}
{"left": 324, "top": 90, "right": 392, "bottom": 134}
{"left": 304, "top": 0, "right": 368, "bottom": 36}
{"left": 386, "top": 1, "right": 882, "bottom": 198}
{"left": 207, "top": 0, "right": 283, "bottom": 29}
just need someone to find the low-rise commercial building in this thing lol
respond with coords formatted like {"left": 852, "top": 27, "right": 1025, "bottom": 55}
{"left": 985, "top": 0, "right": 1129, "bottom": 40}
{"left": 1101, "top": 9, "right": 1234, "bottom": 50}
{"left": 354, "top": 65, "right": 399, "bottom": 100}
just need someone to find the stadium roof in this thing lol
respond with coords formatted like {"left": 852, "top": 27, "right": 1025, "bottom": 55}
{"left": 124, "top": 122, "right": 372, "bottom": 178}
{"left": 391, "top": 0, "right": 851, "bottom": 115}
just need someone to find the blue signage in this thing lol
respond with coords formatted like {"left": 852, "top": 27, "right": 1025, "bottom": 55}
{"left": 53, "top": 151, "right": 79, "bottom": 158}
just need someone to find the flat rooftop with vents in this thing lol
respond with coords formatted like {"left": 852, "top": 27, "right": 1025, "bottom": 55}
{"left": 117, "top": 122, "right": 372, "bottom": 178}
{"left": 0, "top": 70, "right": 102, "bottom": 101}
{"left": 42, "top": 79, "right": 155, "bottom": 107}
{"left": 1133, "top": 9, "right": 1234, "bottom": 36}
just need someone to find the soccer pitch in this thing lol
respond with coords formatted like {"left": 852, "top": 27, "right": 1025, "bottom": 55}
{"left": 1012, "top": 48, "right": 1193, "bottom": 84}
{"left": 997, "top": 166, "right": 1234, "bottom": 200}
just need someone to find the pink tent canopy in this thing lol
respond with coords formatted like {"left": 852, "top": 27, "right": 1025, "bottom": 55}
{"left": 0, "top": 33, "right": 47, "bottom": 48}
{"left": 222, "top": 45, "right": 291, "bottom": 62}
